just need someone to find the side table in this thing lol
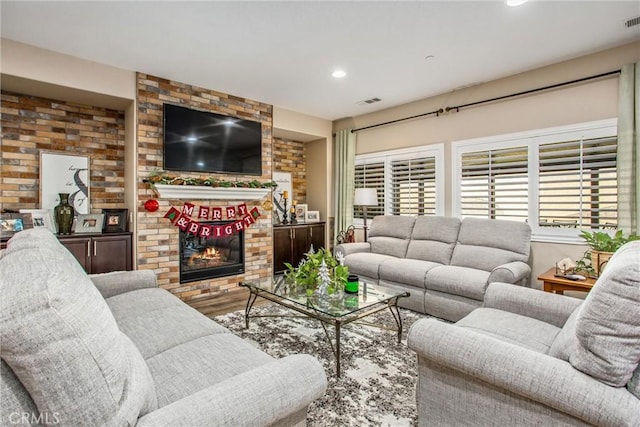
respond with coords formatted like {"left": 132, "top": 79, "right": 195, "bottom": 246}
{"left": 537, "top": 267, "right": 596, "bottom": 294}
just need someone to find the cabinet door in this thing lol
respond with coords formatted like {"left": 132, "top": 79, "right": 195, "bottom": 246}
{"left": 291, "top": 226, "right": 310, "bottom": 267}
{"left": 308, "top": 223, "right": 326, "bottom": 252}
{"left": 273, "top": 227, "right": 293, "bottom": 274}
{"left": 91, "top": 234, "right": 132, "bottom": 274}
{"left": 59, "top": 236, "right": 92, "bottom": 272}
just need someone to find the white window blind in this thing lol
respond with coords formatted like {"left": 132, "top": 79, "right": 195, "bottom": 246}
{"left": 354, "top": 161, "right": 385, "bottom": 220}
{"left": 460, "top": 146, "right": 529, "bottom": 222}
{"left": 539, "top": 136, "right": 617, "bottom": 230}
{"left": 391, "top": 156, "right": 437, "bottom": 215}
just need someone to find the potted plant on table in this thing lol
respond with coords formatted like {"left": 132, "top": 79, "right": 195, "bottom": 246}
{"left": 284, "top": 248, "right": 349, "bottom": 300}
{"left": 577, "top": 230, "right": 639, "bottom": 277}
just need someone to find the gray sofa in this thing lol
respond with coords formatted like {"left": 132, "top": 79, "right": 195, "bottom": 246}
{"left": 1, "top": 228, "right": 327, "bottom": 426}
{"left": 335, "top": 215, "right": 531, "bottom": 321}
{"left": 408, "top": 240, "right": 640, "bottom": 426}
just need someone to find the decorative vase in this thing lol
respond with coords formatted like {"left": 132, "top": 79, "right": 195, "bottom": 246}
{"left": 54, "top": 193, "right": 75, "bottom": 235}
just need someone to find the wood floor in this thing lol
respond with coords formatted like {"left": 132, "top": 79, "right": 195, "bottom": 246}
{"left": 186, "top": 287, "right": 268, "bottom": 318}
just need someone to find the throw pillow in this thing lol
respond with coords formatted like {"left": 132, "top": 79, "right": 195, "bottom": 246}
{"left": 569, "top": 241, "right": 640, "bottom": 387}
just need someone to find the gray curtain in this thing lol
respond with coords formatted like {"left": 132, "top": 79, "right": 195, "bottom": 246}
{"left": 333, "top": 129, "right": 356, "bottom": 242}
{"left": 617, "top": 62, "right": 640, "bottom": 234}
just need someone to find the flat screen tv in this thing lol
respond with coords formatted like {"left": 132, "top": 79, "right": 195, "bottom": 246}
{"left": 163, "top": 103, "right": 262, "bottom": 176}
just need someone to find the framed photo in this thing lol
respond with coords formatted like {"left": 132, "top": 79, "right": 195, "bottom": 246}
{"left": 19, "top": 209, "right": 56, "bottom": 233}
{"left": 74, "top": 214, "right": 104, "bottom": 234}
{"left": 295, "top": 204, "right": 308, "bottom": 223}
{"left": 40, "top": 152, "right": 90, "bottom": 214}
{"left": 0, "top": 213, "right": 28, "bottom": 238}
{"left": 102, "top": 209, "right": 128, "bottom": 233}
{"left": 305, "top": 210, "right": 320, "bottom": 223}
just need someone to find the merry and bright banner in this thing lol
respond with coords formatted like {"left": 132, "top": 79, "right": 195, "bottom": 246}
{"left": 164, "top": 202, "right": 261, "bottom": 238}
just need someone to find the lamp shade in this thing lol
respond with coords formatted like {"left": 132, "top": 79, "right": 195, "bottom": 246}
{"left": 354, "top": 188, "right": 378, "bottom": 206}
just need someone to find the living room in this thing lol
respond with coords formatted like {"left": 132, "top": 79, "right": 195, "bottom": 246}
{"left": 1, "top": 2, "right": 639, "bottom": 426}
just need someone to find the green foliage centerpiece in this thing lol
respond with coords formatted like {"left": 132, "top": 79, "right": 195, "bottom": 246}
{"left": 284, "top": 248, "right": 349, "bottom": 303}
{"left": 576, "top": 230, "right": 639, "bottom": 277}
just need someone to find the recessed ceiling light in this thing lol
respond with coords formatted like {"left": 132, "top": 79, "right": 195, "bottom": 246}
{"left": 332, "top": 70, "right": 346, "bottom": 78}
{"left": 505, "top": 0, "right": 528, "bottom": 6}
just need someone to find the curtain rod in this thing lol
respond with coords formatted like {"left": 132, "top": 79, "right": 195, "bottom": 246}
{"left": 350, "top": 69, "right": 621, "bottom": 134}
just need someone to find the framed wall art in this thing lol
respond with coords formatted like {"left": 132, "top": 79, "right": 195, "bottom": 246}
{"left": 102, "top": 209, "right": 128, "bottom": 233}
{"left": 74, "top": 214, "right": 104, "bottom": 234}
{"left": 40, "top": 152, "right": 90, "bottom": 214}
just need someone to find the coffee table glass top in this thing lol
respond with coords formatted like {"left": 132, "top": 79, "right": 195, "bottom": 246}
{"left": 240, "top": 276, "right": 407, "bottom": 318}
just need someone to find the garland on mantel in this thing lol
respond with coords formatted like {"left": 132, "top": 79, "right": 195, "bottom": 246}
{"left": 144, "top": 171, "right": 277, "bottom": 189}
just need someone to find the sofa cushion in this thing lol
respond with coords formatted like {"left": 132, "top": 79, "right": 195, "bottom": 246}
{"left": 1, "top": 360, "right": 39, "bottom": 426}
{"left": 456, "top": 308, "right": 561, "bottom": 354}
{"left": 450, "top": 218, "right": 530, "bottom": 271}
{"left": 344, "top": 252, "right": 398, "bottom": 280}
{"left": 547, "top": 305, "right": 581, "bottom": 361}
{"left": 107, "top": 288, "right": 230, "bottom": 359}
{"left": 570, "top": 241, "right": 640, "bottom": 387}
{"left": 146, "top": 334, "right": 274, "bottom": 407}
{"left": 406, "top": 216, "right": 461, "bottom": 264}
{"left": 378, "top": 258, "right": 442, "bottom": 288}
{"left": 0, "top": 228, "right": 157, "bottom": 425}
{"left": 368, "top": 215, "right": 415, "bottom": 258}
{"left": 425, "top": 265, "right": 491, "bottom": 301}
{"left": 628, "top": 365, "right": 640, "bottom": 399}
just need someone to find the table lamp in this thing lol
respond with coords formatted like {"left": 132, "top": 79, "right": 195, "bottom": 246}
{"left": 354, "top": 188, "right": 378, "bottom": 242}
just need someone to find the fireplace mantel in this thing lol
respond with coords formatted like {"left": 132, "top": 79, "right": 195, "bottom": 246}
{"left": 153, "top": 184, "right": 271, "bottom": 200}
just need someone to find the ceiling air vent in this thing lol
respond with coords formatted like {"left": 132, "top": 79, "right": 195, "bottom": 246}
{"left": 626, "top": 16, "right": 640, "bottom": 27}
{"left": 357, "top": 97, "right": 382, "bottom": 106}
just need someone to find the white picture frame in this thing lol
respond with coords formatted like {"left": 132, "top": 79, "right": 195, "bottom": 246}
{"left": 305, "top": 210, "right": 320, "bottom": 223}
{"left": 74, "top": 214, "right": 104, "bottom": 234}
{"left": 40, "top": 152, "right": 90, "bottom": 214}
{"left": 295, "top": 204, "right": 308, "bottom": 223}
{"left": 19, "top": 209, "right": 57, "bottom": 233}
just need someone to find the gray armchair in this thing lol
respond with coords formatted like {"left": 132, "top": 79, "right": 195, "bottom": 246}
{"left": 408, "top": 241, "right": 640, "bottom": 426}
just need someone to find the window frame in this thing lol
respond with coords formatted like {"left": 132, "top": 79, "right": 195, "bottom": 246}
{"left": 452, "top": 119, "right": 618, "bottom": 243}
{"left": 354, "top": 144, "right": 445, "bottom": 227}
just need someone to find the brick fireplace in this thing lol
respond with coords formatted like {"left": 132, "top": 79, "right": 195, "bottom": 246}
{"left": 136, "top": 73, "right": 273, "bottom": 303}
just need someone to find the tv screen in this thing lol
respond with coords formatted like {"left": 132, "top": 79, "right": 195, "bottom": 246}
{"left": 163, "top": 104, "right": 262, "bottom": 176}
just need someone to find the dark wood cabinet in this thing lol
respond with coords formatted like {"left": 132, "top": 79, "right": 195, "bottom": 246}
{"left": 273, "top": 223, "right": 325, "bottom": 274}
{"left": 59, "top": 233, "right": 132, "bottom": 274}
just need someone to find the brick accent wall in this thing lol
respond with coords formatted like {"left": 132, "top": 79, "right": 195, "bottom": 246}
{"left": 136, "top": 73, "right": 273, "bottom": 302}
{"left": 273, "top": 137, "right": 306, "bottom": 204}
{"left": 0, "top": 92, "right": 125, "bottom": 212}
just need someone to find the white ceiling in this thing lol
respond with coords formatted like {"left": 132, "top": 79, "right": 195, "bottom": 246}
{"left": 1, "top": 1, "right": 639, "bottom": 121}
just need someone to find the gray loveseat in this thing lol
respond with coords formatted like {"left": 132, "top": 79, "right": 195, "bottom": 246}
{"left": 408, "top": 241, "right": 640, "bottom": 426}
{"left": 1, "top": 228, "right": 327, "bottom": 426}
{"left": 335, "top": 215, "right": 531, "bottom": 321}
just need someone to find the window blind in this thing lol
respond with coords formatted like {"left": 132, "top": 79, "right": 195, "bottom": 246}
{"left": 390, "top": 156, "right": 437, "bottom": 216}
{"left": 354, "top": 162, "right": 385, "bottom": 220}
{"left": 460, "top": 146, "right": 529, "bottom": 221}
{"left": 539, "top": 136, "right": 617, "bottom": 229}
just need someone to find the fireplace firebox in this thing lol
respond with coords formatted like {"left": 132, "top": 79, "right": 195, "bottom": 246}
{"left": 179, "top": 221, "right": 244, "bottom": 283}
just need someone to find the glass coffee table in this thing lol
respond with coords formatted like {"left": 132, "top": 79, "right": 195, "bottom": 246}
{"left": 239, "top": 278, "right": 409, "bottom": 377}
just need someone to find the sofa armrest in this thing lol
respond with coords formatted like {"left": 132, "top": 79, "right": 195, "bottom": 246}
{"left": 334, "top": 242, "right": 371, "bottom": 257}
{"left": 487, "top": 261, "right": 531, "bottom": 285}
{"left": 408, "top": 319, "right": 639, "bottom": 426}
{"left": 135, "top": 354, "right": 327, "bottom": 427}
{"left": 89, "top": 270, "right": 158, "bottom": 299}
{"left": 484, "top": 282, "right": 582, "bottom": 327}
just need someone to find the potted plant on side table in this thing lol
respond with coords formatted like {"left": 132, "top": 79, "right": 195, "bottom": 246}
{"left": 578, "top": 230, "right": 639, "bottom": 277}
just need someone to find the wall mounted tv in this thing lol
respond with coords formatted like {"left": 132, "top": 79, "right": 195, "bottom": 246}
{"left": 163, "top": 103, "right": 262, "bottom": 176}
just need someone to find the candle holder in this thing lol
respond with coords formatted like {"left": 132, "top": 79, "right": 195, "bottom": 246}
{"left": 281, "top": 196, "right": 289, "bottom": 224}
{"left": 290, "top": 208, "right": 298, "bottom": 224}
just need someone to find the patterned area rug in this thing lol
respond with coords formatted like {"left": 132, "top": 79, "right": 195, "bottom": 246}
{"left": 214, "top": 304, "right": 427, "bottom": 426}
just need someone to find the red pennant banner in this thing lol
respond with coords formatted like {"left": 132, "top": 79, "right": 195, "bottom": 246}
{"left": 182, "top": 203, "right": 195, "bottom": 217}
{"left": 162, "top": 203, "right": 263, "bottom": 237}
